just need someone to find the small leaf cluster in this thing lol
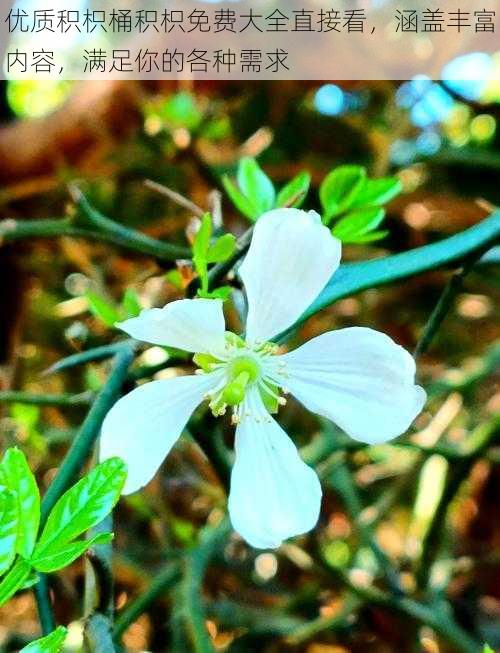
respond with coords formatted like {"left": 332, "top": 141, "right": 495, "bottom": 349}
{"left": 0, "top": 449, "right": 126, "bottom": 607}
{"left": 192, "top": 212, "right": 237, "bottom": 300}
{"left": 222, "top": 158, "right": 401, "bottom": 244}
{"left": 222, "top": 157, "right": 311, "bottom": 221}
{"left": 85, "top": 287, "right": 142, "bottom": 328}
{"left": 319, "top": 165, "right": 401, "bottom": 243}
{"left": 20, "top": 626, "right": 67, "bottom": 653}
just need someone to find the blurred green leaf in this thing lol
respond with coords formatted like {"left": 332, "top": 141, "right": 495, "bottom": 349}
{"left": 350, "top": 176, "right": 402, "bottom": 208}
{"left": 165, "top": 269, "right": 184, "bottom": 290}
{"left": 207, "top": 233, "right": 236, "bottom": 263}
{"left": 30, "top": 532, "right": 112, "bottom": 573}
{"left": 0, "top": 448, "right": 40, "bottom": 559}
{"left": 34, "top": 458, "right": 126, "bottom": 556}
{"left": 350, "top": 229, "right": 389, "bottom": 243}
{"left": 0, "top": 488, "right": 17, "bottom": 576}
{"left": 276, "top": 171, "right": 311, "bottom": 208}
{"left": 483, "top": 645, "right": 494, "bottom": 653}
{"left": 320, "top": 165, "right": 366, "bottom": 222}
{"left": 20, "top": 626, "right": 67, "bottom": 652}
{"left": 121, "top": 288, "right": 141, "bottom": 319}
{"left": 159, "top": 92, "right": 203, "bottom": 131}
{"left": 0, "top": 558, "right": 31, "bottom": 607}
{"left": 85, "top": 291, "right": 121, "bottom": 328}
{"left": 222, "top": 175, "right": 258, "bottom": 220}
{"left": 237, "top": 157, "right": 276, "bottom": 215}
{"left": 332, "top": 207, "right": 385, "bottom": 242}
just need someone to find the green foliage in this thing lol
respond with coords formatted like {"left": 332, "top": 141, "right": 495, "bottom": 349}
{"left": 0, "top": 448, "right": 40, "bottom": 558}
{"left": 0, "top": 452, "right": 126, "bottom": 607}
{"left": 276, "top": 171, "right": 311, "bottom": 208}
{"left": 31, "top": 533, "right": 113, "bottom": 573}
{"left": 483, "top": 645, "right": 494, "bottom": 653}
{"left": 158, "top": 92, "right": 203, "bottom": 131}
{"left": 223, "top": 157, "right": 313, "bottom": 221}
{"left": 237, "top": 157, "right": 276, "bottom": 215}
{"left": 85, "top": 287, "right": 143, "bottom": 328}
{"left": 21, "top": 626, "right": 67, "bottom": 652}
{"left": 0, "top": 489, "right": 18, "bottom": 575}
{"left": 192, "top": 212, "right": 236, "bottom": 299}
{"left": 35, "top": 458, "right": 126, "bottom": 556}
{"left": 319, "top": 164, "right": 402, "bottom": 243}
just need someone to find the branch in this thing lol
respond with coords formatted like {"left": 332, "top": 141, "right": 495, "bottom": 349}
{"left": 0, "top": 390, "right": 93, "bottom": 406}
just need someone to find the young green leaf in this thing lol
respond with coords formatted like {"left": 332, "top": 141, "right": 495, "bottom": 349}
{"left": 0, "top": 488, "right": 18, "bottom": 575}
{"left": 349, "top": 229, "right": 389, "bottom": 244}
{"left": 237, "top": 158, "right": 276, "bottom": 215}
{"left": 20, "top": 626, "right": 67, "bottom": 653}
{"left": 331, "top": 207, "right": 385, "bottom": 242}
{"left": 483, "top": 646, "right": 494, "bottom": 653}
{"left": 0, "top": 447, "right": 40, "bottom": 559}
{"left": 0, "top": 558, "right": 31, "bottom": 607}
{"left": 85, "top": 291, "right": 121, "bottom": 327}
{"left": 192, "top": 213, "right": 212, "bottom": 293}
{"left": 34, "top": 457, "right": 126, "bottom": 557}
{"left": 206, "top": 233, "right": 236, "bottom": 263}
{"left": 349, "top": 176, "right": 402, "bottom": 208}
{"left": 165, "top": 269, "right": 184, "bottom": 290}
{"left": 276, "top": 171, "right": 311, "bottom": 208}
{"left": 121, "top": 288, "right": 142, "bottom": 319}
{"left": 30, "top": 532, "right": 113, "bottom": 573}
{"left": 222, "top": 175, "right": 258, "bottom": 221}
{"left": 320, "top": 165, "right": 366, "bottom": 222}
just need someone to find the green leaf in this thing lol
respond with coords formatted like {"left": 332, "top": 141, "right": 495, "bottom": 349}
{"left": 237, "top": 158, "right": 275, "bottom": 215}
{"left": 332, "top": 207, "right": 385, "bottom": 242}
{"left": 0, "top": 488, "right": 17, "bottom": 575}
{"left": 483, "top": 645, "right": 494, "bottom": 653}
{"left": 0, "top": 448, "right": 40, "bottom": 559}
{"left": 192, "top": 213, "right": 212, "bottom": 292}
{"left": 206, "top": 233, "right": 236, "bottom": 263}
{"left": 165, "top": 269, "right": 184, "bottom": 290}
{"left": 320, "top": 165, "right": 366, "bottom": 222}
{"left": 0, "top": 558, "right": 31, "bottom": 607}
{"left": 222, "top": 175, "right": 258, "bottom": 221}
{"left": 85, "top": 291, "right": 121, "bottom": 327}
{"left": 30, "top": 532, "right": 113, "bottom": 573}
{"left": 276, "top": 171, "right": 311, "bottom": 208}
{"left": 34, "top": 458, "right": 126, "bottom": 557}
{"left": 121, "top": 288, "right": 141, "bottom": 319}
{"left": 159, "top": 92, "right": 203, "bottom": 131}
{"left": 350, "top": 176, "right": 402, "bottom": 208}
{"left": 291, "top": 210, "right": 500, "bottom": 332}
{"left": 349, "top": 229, "right": 389, "bottom": 244}
{"left": 21, "top": 626, "right": 67, "bottom": 653}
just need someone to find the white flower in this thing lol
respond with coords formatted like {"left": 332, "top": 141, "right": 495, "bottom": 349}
{"left": 100, "top": 208, "right": 426, "bottom": 549}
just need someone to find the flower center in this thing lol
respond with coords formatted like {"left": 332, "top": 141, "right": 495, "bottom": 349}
{"left": 194, "top": 331, "right": 288, "bottom": 422}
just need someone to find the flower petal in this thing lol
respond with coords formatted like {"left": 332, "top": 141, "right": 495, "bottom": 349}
{"left": 117, "top": 298, "right": 226, "bottom": 354}
{"left": 99, "top": 373, "right": 219, "bottom": 494}
{"left": 228, "top": 390, "right": 321, "bottom": 549}
{"left": 281, "top": 327, "right": 426, "bottom": 444}
{"left": 239, "top": 208, "right": 341, "bottom": 344}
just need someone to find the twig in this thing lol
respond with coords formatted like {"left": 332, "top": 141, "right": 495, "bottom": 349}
{"left": 34, "top": 576, "right": 56, "bottom": 634}
{"left": 414, "top": 246, "right": 490, "bottom": 358}
{"left": 0, "top": 390, "right": 93, "bottom": 406}
{"left": 416, "top": 418, "right": 499, "bottom": 589}
{"left": 144, "top": 179, "right": 205, "bottom": 217}
{"left": 113, "top": 563, "right": 181, "bottom": 640}
{"left": 44, "top": 341, "right": 135, "bottom": 376}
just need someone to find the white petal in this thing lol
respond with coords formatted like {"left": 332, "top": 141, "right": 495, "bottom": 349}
{"left": 239, "top": 209, "right": 341, "bottom": 344}
{"left": 228, "top": 390, "right": 321, "bottom": 549}
{"left": 117, "top": 298, "right": 226, "bottom": 354}
{"left": 99, "top": 373, "right": 219, "bottom": 494}
{"left": 281, "top": 327, "right": 426, "bottom": 444}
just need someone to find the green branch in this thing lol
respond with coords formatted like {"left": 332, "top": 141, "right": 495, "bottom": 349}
{"left": 0, "top": 391, "right": 93, "bottom": 406}
{"left": 298, "top": 210, "right": 500, "bottom": 329}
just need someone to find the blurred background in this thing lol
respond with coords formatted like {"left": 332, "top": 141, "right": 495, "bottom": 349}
{"left": 0, "top": 75, "right": 498, "bottom": 652}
